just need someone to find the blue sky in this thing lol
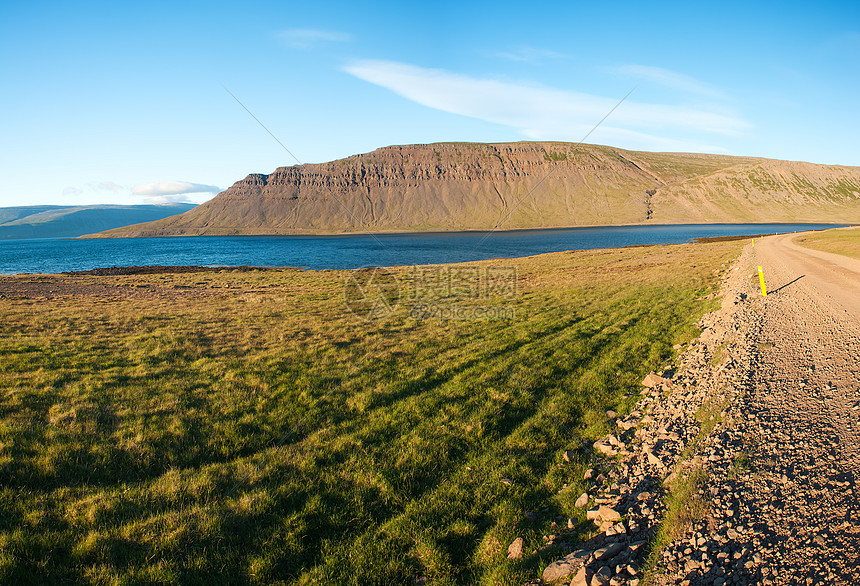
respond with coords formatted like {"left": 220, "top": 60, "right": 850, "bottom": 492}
{"left": 2, "top": 0, "right": 859, "bottom": 206}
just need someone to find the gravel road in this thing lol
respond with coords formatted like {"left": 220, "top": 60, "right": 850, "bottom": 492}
{"left": 656, "top": 233, "right": 860, "bottom": 585}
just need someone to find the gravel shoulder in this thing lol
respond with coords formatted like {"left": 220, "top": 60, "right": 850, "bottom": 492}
{"left": 654, "top": 232, "right": 860, "bottom": 585}
{"left": 536, "top": 231, "right": 860, "bottom": 586}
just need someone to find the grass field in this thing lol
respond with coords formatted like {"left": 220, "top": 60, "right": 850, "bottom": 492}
{"left": 794, "top": 226, "right": 860, "bottom": 260}
{"left": 0, "top": 241, "right": 742, "bottom": 585}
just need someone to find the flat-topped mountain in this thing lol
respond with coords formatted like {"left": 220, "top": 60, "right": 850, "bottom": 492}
{"left": 88, "top": 143, "right": 860, "bottom": 237}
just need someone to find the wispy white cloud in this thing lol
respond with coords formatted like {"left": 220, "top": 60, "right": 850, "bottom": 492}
{"left": 143, "top": 194, "right": 196, "bottom": 205}
{"left": 494, "top": 46, "right": 569, "bottom": 62}
{"left": 616, "top": 65, "right": 728, "bottom": 100}
{"left": 57, "top": 181, "right": 215, "bottom": 205}
{"left": 279, "top": 28, "right": 352, "bottom": 49}
{"left": 132, "top": 181, "right": 221, "bottom": 197}
{"left": 63, "top": 181, "right": 126, "bottom": 197}
{"left": 342, "top": 60, "right": 750, "bottom": 151}
{"left": 95, "top": 181, "right": 124, "bottom": 192}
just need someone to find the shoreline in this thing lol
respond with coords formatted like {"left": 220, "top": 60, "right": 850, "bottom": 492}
{"left": 1, "top": 224, "right": 850, "bottom": 276}
{"left": 77, "top": 221, "right": 855, "bottom": 240}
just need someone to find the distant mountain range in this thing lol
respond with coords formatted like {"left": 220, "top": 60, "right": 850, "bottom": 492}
{"left": 0, "top": 204, "right": 196, "bottom": 239}
{"left": 86, "top": 142, "right": 860, "bottom": 238}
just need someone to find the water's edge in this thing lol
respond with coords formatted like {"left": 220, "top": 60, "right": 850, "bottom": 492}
{"left": 0, "top": 223, "right": 846, "bottom": 275}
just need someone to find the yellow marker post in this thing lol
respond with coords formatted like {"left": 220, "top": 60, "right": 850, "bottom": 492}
{"left": 757, "top": 265, "right": 767, "bottom": 297}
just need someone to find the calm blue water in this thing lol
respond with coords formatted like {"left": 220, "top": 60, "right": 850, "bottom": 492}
{"left": 0, "top": 224, "right": 845, "bottom": 274}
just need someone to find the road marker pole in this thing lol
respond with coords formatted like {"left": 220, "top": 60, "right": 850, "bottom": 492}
{"left": 757, "top": 265, "right": 767, "bottom": 297}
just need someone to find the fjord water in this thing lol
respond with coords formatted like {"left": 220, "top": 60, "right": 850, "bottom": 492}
{"left": 0, "top": 224, "right": 844, "bottom": 274}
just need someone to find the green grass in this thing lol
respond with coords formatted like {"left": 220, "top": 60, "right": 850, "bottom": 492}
{"left": 0, "top": 242, "right": 742, "bottom": 584}
{"left": 542, "top": 151, "right": 568, "bottom": 162}
{"left": 641, "top": 465, "right": 708, "bottom": 585}
{"left": 641, "top": 389, "right": 729, "bottom": 584}
{"left": 727, "top": 451, "right": 751, "bottom": 481}
{"left": 642, "top": 344, "right": 739, "bottom": 583}
{"left": 795, "top": 226, "right": 860, "bottom": 260}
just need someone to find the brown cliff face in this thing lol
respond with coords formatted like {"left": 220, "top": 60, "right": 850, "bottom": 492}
{"left": 90, "top": 142, "right": 860, "bottom": 237}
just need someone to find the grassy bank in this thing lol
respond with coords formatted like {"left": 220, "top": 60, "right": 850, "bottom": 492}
{"left": 794, "top": 226, "right": 860, "bottom": 260}
{"left": 0, "top": 241, "right": 742, "bottom": 584}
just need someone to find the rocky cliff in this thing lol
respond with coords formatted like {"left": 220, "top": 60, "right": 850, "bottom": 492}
{"left": 88, "top": 143, "right": 860, "bottom": 237}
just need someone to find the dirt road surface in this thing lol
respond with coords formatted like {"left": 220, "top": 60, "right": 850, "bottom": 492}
{"left": 744, "top": 233, "right": 860, "bottom": 583}
{"left": 656, "top": 232, "right": 860, "bottom": 585}
{"left": 749, "top": 236, "right": 860, "bottom": 584}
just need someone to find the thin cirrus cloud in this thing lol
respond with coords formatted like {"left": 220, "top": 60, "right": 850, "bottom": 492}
{"left": 494, "top": 46, "right": 570, "bottom": 62}
{"left": 143, "top": 195, "right": 196, "bottom": 205}
{"left": 132, "top": 181, "right": 221, "bottom": 197}
{"left": 279, "top": 28, "right": 352, "bottom": 49}
{"left": 95, "top": 181, "right": 124, "bottom": 192}
{"left": 62, "top": 182, "right": 124, "bottom": 196}
{"left": 343, "top": 60, "right": 750, "bottom": 152}
{"left": 616, "top": 65, "right": 728, "bottom": 100}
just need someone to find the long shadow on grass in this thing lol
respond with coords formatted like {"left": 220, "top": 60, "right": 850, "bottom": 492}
{"left": 191, "top": 318, "right": 601, "bottom": 581}
{"left": 5, "top": 312, "right": 662, "bottom": 583}
{"left": 299, "top": 321, "right": 644, "bottom": 581}
{"left": 0, "top": 538, "right": 82, "bottom": 585}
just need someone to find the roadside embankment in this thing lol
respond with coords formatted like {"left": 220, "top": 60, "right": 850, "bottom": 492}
{"left": 535, "top": 244, "right": 762, "bottom": 586}
{"left": 537, "top": 230, "right": 860, "bottom": 585}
